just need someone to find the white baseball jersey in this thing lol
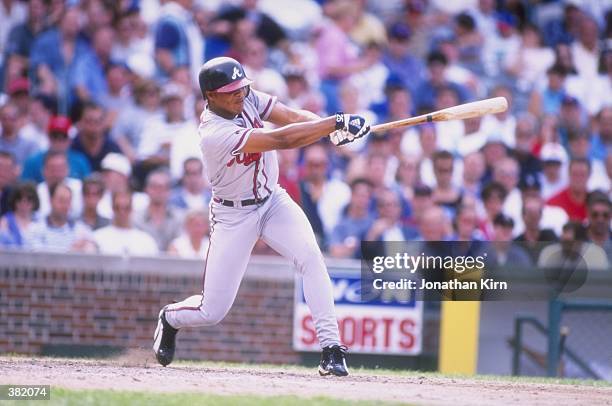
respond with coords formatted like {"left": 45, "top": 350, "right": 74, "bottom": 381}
{"left": 199, "top": 89, "right": 278, "bottom": 201}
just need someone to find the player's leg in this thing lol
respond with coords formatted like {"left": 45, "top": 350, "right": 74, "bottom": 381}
{"left": 154, "top": 205, "right": 259, "bottom": 366}
{"left": 260, "top": 188, "right": 348, "bottom": 376}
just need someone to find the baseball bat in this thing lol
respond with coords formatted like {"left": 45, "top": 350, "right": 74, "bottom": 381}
{"left": 370, "top": 96, "right": 508, "bottom": 133}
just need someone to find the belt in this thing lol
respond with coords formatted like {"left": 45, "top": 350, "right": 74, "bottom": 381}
{"left": 213, "top": 194, "right": 270, "bottom": 208}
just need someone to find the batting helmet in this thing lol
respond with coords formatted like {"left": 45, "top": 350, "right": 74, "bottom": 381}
{"left": 198, "top": 57, "right": 253, "bottom": 95}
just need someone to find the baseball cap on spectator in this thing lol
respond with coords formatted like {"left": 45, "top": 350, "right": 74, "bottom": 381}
{"left": 493, "top": 213, "right": 514, "bottom": 228}
{"left": 7, "top": 77, "right": 29, "bottom": 96}
{"left": 388, "top": 22, "right": 411, "bottom": 41}
{"left": 47, "top": 116, "right": 72, "bottom": 135}
{"left": 540, "top": 142, "right": 568, "bottom": 164}
{"left": 101, "top": 153, "right": 131, "bottom": 177}
{"left": 519, "top": 173, "right": 541, "bottom": 191}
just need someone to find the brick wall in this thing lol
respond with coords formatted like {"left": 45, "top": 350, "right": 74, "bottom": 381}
{"left": 0, "top": 251, "right": 301, "bottom": 364}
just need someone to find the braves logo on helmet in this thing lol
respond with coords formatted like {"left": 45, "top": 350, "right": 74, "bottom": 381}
{"left": 232, "top": 67, "right": 243, "bottom": 80}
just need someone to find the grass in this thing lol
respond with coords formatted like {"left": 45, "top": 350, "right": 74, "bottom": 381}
{"left": 12, "top": 388, "right": 406, "bottom": 406}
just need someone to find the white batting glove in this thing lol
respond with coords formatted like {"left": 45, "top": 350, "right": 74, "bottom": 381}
{"left": 331, "top": 113, "right": 371, "bottom": 146}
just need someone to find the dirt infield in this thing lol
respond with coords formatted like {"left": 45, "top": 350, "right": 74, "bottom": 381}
{"left": 1, "top": 353, "right": 611, "bottom": 405}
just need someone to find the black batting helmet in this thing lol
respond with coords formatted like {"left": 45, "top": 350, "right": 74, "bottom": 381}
{"left": 198, "top": 57, "right": 253, "bottom": 96}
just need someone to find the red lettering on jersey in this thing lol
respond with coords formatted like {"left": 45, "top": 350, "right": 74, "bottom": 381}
{"left": 226, "top": 152, "right": 262, "bottom": 167}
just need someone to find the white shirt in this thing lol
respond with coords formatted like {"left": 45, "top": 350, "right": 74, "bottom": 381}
{"left": 94, "top": 225, "right": 159, "bottom": 256}
{"left": 37, "top": 178, "right": 83, "bottom": 220}
{"left": 169, "top": 234, "right": 209, "bottom": 259}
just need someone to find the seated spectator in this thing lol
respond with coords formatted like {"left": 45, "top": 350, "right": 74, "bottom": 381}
{"left": 111, "top": 79, "right": 163, "bottom": 164}
{"left": 590, "top": 106, "right": 611, "bottom": 163}
{"left": 461, "top": 151, "right": 485, "bottom": 199}
{"left": 72, "top": 26, "right": 115, "bottom": 105}
{"left": 518, "top": 175, "right": 568, "bottom": 237}
{"left": 243, "top": 37, "right": 288, "bottom": 100}
{"left": 97, "top": 153, "right": 148, "bottom": 218}
{"left": 0, "top": 101, "right": 39, "bottom": 163}
{"left": 366, "top": 188, "right": 419, "bottom": 242}
{"left": 547, "top": 158, "right": 590, "bottom": 221}
{"left": 418, "top": 205, "right": 451, "bottom": 242}
{"left": 494, "top": 157, "right": 522, "bottom": 233}
{"left": 451, "top": 204, "right": 485, "bottom": 241}
{"left": 566, "top": 129, "right": 609, "bottom": 192}
{"left": 19, "top": 94, "right": 56, "bottom": 151}
{"left": 480, "top": 133, "right": 510, "bottom": 186}
{"left": 528, "top": 64, "right": 568, "bottom": 117}
{"left": 585, "top": 191, "right": 611, "bottom": 248}
{"left": 406, "top": 184, "right": 433, "bottom": 229}
{"left": 69, "top": 102, "right": 121, "bottom": 172}
{"left": 329, "top": 178, "right": 374, "bottom": 259}
{"left": 26, "top": 182, "right": 95, "bottom": 253}
{"left": 382, "top": 22, "right": 425, "bottom": 98}
{"left": 170, "top": 157, "right": 211, "bottom": 211}
{"left": 480, "top": 85, "right": 516, "bottom": 148}
{"left": 80, "top": 175, "right": 110, "bottom": 231}
{"left": 395, "top": 154, "right": 419, "bottom": 204}
{"left": 479, "top": 182, "right": 507, "bottom": 240}
{"left": 538, "top": 143, "right": 568, "bottom": 200}
{"left": 512, "top": 112, "right": 542, "bottom": 184}
{"left": 36, "top": 151, "right": 83, "bottom": 219}
{"left": 0, "top": 182, "right": 39, "bottom": 248}
{"left": 21, "top": 116, "right": 91, "bottom": 183}
{"left": 0, "top": 151, "right": 18, "bottom": 216}
{"left": 432, "top": 150, "right": 462, "bottom": 218}
{"left": 167, "top": 209, "right": 210, "bottom": 258}
{"left": 299, "top": 143, "right": 350, "bottom": 249}
{"left": 94, "top": 190, "right": 158, "bottom": 256}
{"left": 133, "top": 169, "right": 183, "bottom": 251}
{"left": 491, "top": 213, "right": 533, "bottom": 268}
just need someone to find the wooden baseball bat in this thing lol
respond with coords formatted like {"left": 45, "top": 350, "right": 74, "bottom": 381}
{"left": 370, "top": 96, "right": 508, "bottom": 133}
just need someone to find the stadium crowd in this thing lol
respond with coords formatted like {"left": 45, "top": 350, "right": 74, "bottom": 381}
{"left": 0, "top": 0, "right": 610, "bottom": 264}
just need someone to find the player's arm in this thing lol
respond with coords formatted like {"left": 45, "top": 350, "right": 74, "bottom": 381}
{"left": 266, "top": 101, "right": 320, "bottom": 126}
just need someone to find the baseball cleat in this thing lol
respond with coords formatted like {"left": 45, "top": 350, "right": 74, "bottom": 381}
{"left": 153, "top": 306, "right": 178, "bottom": 367}
{"left": 318, "top": 345, "right": 349, "bottom": 377}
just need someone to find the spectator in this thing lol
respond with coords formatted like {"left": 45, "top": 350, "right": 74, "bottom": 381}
{"left": 29, "top": 7, "right": 93, "bottom": 112}
{"left": 586, "top": 192, "right": 611, "bottom": 247}
{"left": 5, "top": 76, "right": 31, "bottom": 117}
{"left": 548, "top": 158, "right": 591, "bottom": 222}
{"left": 0, "top": 182, "right": 39, "bottom": 247}
{"left": 406, "top": 184, "right": 433, "bottom": 229}
{"left": 382, "top": 22, "right": 425, "bottom": 98}
{"left": 169, "top": 157, "right": 211, "bottom": 211}
{"left": 480, "top": 85, "right": 516, "bottom": 148}
{"left": 480, "top": 133, "right": 509, "bottom": 186}
{"left": 0, "top": 0, "right": 27, "bottom": 66}
{"left": 512, "top": 112, "right": 542, "bottom": 184}
{"left": 111, "top": 79, "right": 163, "bottom": 164}
{"left": 528, "top": 64, "right": 568, "bottom": 117}
{"left": 329, "top": 178, "right": 374, "bottom": 258}
{"left": 36, "top": 151, "right": 82, "bottom": 219}
{"left": 432, "top": 86, "right": 463, "bottom": 154}
{"left": 366, "top": 188, "right": 419, "bottom": 242}
{"left": 97, "top": 152, "right": 147, "bottom": 219}
{"left": 72, "top": 26, "right": 115, "bottom": 105}
{"left": 94, "top": 190, "right": 158, "bottom": 256}
{"left": 571, "top": 14, "right": 601, "bottom": 80}
{"left": 457, "top": 116, "right": 486, "bottom": 156}
{"left": 349, "top": 0, "right": 387, "bottom": 47}
{"left": 19, "top": 94, "right": 56, "bottom": 151}
{"left": 21, "top": 116, "right": 91, "bottom": 183}
{"left": 493, "top": 156, "right": 522, "bottom": 231}
{"left": 0, "top": 151, "right": 18, "bottom": 215}
{"left": 514, "top": 196, "right": 558, "bottom": 258}
{"left": 167, "top": 209, "right": 210, "bottom": 258}
{"left": 0, "top": 101, "right": 39, "bottom": 163}
{"left": 566, "top": 129, "right": 610, "bottom": 192}
{"left": 26, "top": 182, "right": 95, "bottom": 252}
{"left": 242, "top": 37, "right": 288, "bottom": 100}
{"left": 557, "top": 95, "right": 585, "bottom": 147}
{"left": 277, "top": 148, "right": 301, "bottom": 204}
{"left": 432, "top": 150, "right": 462, "bottom": 217}
{"left": 461, "top": 151, "right": 485, "bottom": 199}
{"left": 80, "top": 175, "right": 110, "bottom": 231}
{"left": 539, "top": 142, "right": 569, "bottom": 200}
{"left": 418, "top": 205, "right": 450, "bottom": 242}
{"left": 133, "top": 169, "right": 183, "bottom": 251}
{"left": 70, "top": 102, "right": 120, "bottom": 172}
{"left": 153, "top": 0, "right": 202, "bottom": 81}
{"left": 395, "top": 154, "right": 419, "bottom": 204}
{"left": 518, "top": 174, "right": 568, "bottom": 237}
{"left": 282, "top": 66, "right": 325, "bottom": 115}
{"left": 299, "top": 143, "right": 350, "bottom": 248}
{"left": 452, "top": 204, "right": 485, "bottom": 241}
{"left": 590, "top": 106, "right": 612, "bottom": 162}
{"left": 137, "top": 83, "right": 194, "bottom": 184}
{"left": 479, "top": 181, "right": 507, "bottom": 240}
{"left": 491, "top": 213, "right": 533, "bottom": 268}
{"left": 414, "top": 50, "right": 470, "bottom": 112}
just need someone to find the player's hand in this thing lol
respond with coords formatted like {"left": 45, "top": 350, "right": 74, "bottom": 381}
{"left": 331, "top": 113, "right": 370, "bottom": 146}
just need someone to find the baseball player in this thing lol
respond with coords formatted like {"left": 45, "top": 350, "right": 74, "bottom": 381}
{"left": 153, "top": 57, "right": 370, "bottom": 376}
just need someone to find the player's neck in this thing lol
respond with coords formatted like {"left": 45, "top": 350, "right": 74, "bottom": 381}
{"left": 209, "top": 104, "right": 239, "bottom": 120}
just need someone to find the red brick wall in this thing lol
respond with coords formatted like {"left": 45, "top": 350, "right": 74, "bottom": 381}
{"left": 0, "top": 252, "right": 300, "bottom": 364}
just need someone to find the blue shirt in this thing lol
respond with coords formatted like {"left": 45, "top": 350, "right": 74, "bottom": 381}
{"left": 330, "top": 214, "right": 374, "bottom": 258}
{"left": 72, "top": 50, "right": 108, "bottom": 105}
{"left": 21, "top": 150, "right": 92, "bottom": 183}
{"left": 70, "top": 134, "right": 121, "bottom": 172}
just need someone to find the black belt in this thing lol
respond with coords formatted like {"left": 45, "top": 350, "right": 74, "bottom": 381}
{"left": 213, "top": 195, "right": 270, "bottom": 208}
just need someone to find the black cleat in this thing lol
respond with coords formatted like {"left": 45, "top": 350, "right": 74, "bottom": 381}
{"left": 153, "top": 307, "right": 178, "bottom": 366}
{"left": 318, "top": 345, "right": 349, "bottom": 376}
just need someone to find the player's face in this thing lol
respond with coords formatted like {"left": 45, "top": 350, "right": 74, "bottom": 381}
{"left": 208, "top": 86, "right": 249, "bottom": 118}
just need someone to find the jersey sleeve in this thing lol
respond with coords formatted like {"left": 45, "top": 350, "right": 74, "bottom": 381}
{"left": 250, "top": 89, "right": 277, "bottom": 121}
{"left": 200, "top": 121, "right": 255, "bottom": 162}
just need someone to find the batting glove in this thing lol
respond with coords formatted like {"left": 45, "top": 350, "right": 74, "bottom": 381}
{"left": 330, "top": 113, "right": 370, "bottom": 146}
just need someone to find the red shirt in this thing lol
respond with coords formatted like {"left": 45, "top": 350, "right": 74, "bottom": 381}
{"left": 547, "top": 188, "right": 587, "bottom": 221}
